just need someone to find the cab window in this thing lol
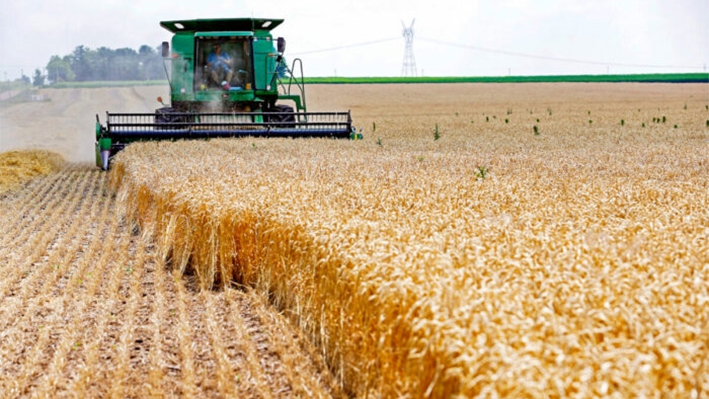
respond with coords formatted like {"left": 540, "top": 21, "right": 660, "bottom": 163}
{"left": 195, "top": 38, "right": 251, "bottom": 91}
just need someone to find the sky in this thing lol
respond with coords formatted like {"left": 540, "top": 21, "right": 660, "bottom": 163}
{"left": 0, "top": 0, "right": 707, "bottom": 80}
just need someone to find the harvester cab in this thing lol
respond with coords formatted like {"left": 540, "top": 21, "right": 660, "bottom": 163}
{"left": 95, "top": 18, "right": 359, "bottom": 170}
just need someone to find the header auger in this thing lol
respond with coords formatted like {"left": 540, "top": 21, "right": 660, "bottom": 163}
{"left": 96, "top": 18, "right": 360, "bottom": 170}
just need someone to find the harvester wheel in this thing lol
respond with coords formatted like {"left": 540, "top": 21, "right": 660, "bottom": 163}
{"left": 265, "top": 104, "right": 295, "bottom": 128}
{"left": 155, "top": 107, "right": 190, "bottom": 130}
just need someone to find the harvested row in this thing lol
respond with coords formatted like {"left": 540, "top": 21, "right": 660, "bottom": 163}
{"left": 111, "top": 84, "right": 709, "bottom": 398}
{"left": 0, "top": 163, "right": 341, "bottom": 398}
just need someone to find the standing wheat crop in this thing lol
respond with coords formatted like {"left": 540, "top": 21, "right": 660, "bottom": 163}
{"left": 110, "top": 83, "right": 709, "bottom": 398}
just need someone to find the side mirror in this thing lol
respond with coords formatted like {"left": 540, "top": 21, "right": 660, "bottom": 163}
{"left": 161, "top": 41, "right": 170, "bottom": 58}
{"left": 277, "top": 37, "right": 286, "bottom": 54}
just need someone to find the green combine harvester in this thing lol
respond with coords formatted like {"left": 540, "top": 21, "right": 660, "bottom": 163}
{"left": 96, "top": 18, "right": 359, "bottom": 170}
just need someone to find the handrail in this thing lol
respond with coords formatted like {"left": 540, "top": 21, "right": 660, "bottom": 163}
{"left": 287, "top": 58, "right": 307, "bottom": 112}
{"left": 274, "top": 58, "right": 307, "bottom": 112}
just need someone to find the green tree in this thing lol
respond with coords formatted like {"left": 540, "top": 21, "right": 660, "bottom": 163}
{"left": 109, "top": 47, "right": 138, "bottom": 80}
{"left": 32, "top": 68, "right": 45, "bottom": 87}
{"left": 44, "top": 44, "right": 166, "bottom": 82}
{"left": 70, "top": 45, "right": 90, "bottom": 81}
{"left": 138, "top": 45, "right": 164, "bottom": 80}
{"left": 94, "top": 47, "right": 114, "bottom": 80}
{"left": 46, "top": 55, "right": 75, "bottom": 83}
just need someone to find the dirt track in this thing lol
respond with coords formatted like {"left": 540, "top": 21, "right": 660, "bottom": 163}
{"left": 0, "top": 86, "right": 169, "bottom": 162}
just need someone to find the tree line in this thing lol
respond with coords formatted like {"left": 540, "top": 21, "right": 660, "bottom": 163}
{"left": 34, "top": 44, "right": 167, "bottom": 86}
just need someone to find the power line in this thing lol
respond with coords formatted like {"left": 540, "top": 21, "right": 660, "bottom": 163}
{"left": 418, "top": 37, "right": 703, "bottom": 70}
{"left": 287, "top": 35, "right": 704, "bottom": 71}
{"left": 290, "top": 37, "right": 399, "bottom": 56}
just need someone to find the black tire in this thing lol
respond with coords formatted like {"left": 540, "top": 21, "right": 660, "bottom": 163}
{"left": 155, "top": 107, "right": 190, "bottom": 130}
{"left": 265, "top": 104, "right": 296, "bottom": 128}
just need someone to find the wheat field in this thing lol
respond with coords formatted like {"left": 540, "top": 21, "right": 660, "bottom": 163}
{"left": 1, "top": 83, "right": 708, "bottom": 398}
{"left": 110, "top": 83, "right": 709, "bottom": 398}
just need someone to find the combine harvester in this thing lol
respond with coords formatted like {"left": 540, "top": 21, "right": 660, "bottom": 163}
{"left": 95, "top": 18, "right": 359, "bottom": 170}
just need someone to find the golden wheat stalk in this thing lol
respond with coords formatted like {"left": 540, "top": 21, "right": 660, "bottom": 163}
{"left": 107, "top": 85, "right": 709, "bottom": 398}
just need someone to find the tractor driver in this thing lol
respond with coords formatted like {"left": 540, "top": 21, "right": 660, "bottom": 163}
{"left": 207, "top": 42, "right": 234, "bottom": 88}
